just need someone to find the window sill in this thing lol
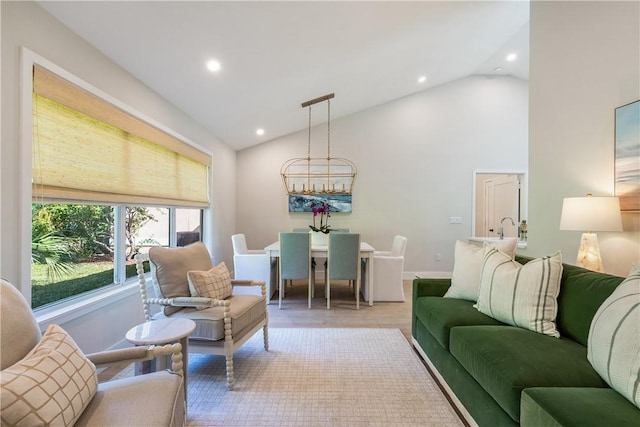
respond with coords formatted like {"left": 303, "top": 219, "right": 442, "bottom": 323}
{"left": 35, "top": 280, "right": 140, "bottom": 330}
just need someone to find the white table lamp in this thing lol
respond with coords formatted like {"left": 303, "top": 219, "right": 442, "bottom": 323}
{"left": 559, "top": 195, "right": 622, "bottom": 272}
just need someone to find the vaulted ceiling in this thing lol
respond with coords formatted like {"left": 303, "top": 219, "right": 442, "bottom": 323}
{"left": 38, "top": 1, "right": 529, "bottom": 150}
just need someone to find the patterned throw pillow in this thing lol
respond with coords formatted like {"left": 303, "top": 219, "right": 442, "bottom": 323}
{"left": 1, "top": 324, "right": 98, "bottom": 426}
{"left": 445, "top": 239, "right": 518, "bottom": 301}
{"left": 476, "top": 246, "right": 563, "bottom": 337}
{"left": 587, "top": 265, "right": 640, "bottom": 409}
{"left": 187, "top": 262, "right": 233, "bottom": 305}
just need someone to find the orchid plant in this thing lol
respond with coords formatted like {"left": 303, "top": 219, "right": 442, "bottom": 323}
{"left": 309, "top": 202, "right": 331, "bottom": 234}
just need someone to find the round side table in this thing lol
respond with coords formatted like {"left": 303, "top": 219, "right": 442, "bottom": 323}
{"left": 126, "top": 318, "right": 196, "bottom": 399}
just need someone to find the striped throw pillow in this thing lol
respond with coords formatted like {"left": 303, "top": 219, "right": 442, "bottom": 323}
{"left": 587, "top": 265, "right": 640, "bottom": 409}
{"left": 476, "top": 247, "right": 563, "bottom": 337}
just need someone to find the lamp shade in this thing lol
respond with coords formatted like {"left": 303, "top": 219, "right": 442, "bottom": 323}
{"left": 559, "top": 196, "right": 623, "bottom": 232}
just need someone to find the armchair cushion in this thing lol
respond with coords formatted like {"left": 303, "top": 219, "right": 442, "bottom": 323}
{"left": 149, "top": 242, "right": 213, "bottom": 315}
{"left": 0, "top": 280, "right": 41, "bottom": 370}
{"left": 165, "top": 295, "right": 267, "bottom": 341}
{"left": 1, "top": 324, "right": 98, "bottom": 427}
{"left": 187, "top": 262, "right": 233, "bottom": 304}
{"left": 75, "top": 370, "right": 184, "bottom": 427}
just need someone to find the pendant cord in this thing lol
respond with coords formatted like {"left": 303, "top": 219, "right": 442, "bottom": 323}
{"left": 327, "top": 99, "right": 331, "bottom": 160}
{"left": 307, "top": 105, "right": 312, "bottom": 160}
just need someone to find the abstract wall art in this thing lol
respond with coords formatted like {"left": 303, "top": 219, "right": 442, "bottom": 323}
{"left": 615, "top": 100, "right": 640, "bottom": 211}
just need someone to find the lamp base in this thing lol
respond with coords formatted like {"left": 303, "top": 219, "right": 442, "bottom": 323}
{"left": 576, "top": 233, "right": 604, "bottom": 272}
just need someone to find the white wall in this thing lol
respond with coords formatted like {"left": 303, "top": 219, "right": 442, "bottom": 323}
{"left": 0, "top": 1, "right": 237, "bottom": 352}
{"left": 528, "top": 1, "right": 640, "bottom": 277}
{"left": 237, "top": 75, "right": 529, "bottom": 274}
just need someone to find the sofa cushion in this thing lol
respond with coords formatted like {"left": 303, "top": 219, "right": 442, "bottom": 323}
{"left": 414, "top": 296, "right": 503, "bottom": 350}
{"left": 149, "top": 242, "right": 213, "bottom": 315}
{"left": 1, "top": 324, "right": 98, "bottom": 427}
{"left": 187, "top": 262, "right": 233, "bottom": 304}
{"left": 555, "top": 263, "right": 624, "bottom": 346}
{"left": 449, "top": 325, "right": 607, "bottom": 422}
{"left": 445, "top": 239, "right": 517, "bottom": 301}
{"left": 587, "top": 265, "right": 640, "bottom": 409}
{"left": 476, "top": 248, "right": 563, "bottom": 337}
{"left": 521, "top": 387, "right": 640, "bottom": 427}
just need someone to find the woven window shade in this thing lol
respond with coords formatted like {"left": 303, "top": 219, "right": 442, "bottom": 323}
{"left": 32, "top": 65, "right": 210, "bottom": 207}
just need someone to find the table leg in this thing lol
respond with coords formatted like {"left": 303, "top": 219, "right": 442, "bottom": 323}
{"left": 135, "top": 349, "right": 156, "bottom": 375}
{"left": 180, "top": 336, "right": 189, "bottom": 403}
{"left": 356, "top": 261, "right": 360, "bottom": 310}
{"left": 368, "top": 255, "right": 374, "bottom": 307}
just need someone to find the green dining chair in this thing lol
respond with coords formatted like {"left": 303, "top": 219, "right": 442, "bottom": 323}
{"left": 278, "top": 232, "right": 313, "bottom": 309}
{"left": 326, "top": 232, "right": 361, "bottom": 310}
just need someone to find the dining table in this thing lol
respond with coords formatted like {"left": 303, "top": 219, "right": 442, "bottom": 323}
{"left": 264, "top": 241, "right": 376, "bottom": 306}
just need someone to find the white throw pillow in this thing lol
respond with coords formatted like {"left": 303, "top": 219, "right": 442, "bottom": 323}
{"left": 476, "top": 246, "right": 563, "bottom": 337}
{"left": 444, "top": 239, "right": 518, "bottom": 301}
{"left": 587, "top": 265, "right": 640, "bottom": 409}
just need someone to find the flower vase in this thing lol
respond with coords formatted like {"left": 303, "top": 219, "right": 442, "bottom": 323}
{"left": 310, "top": 230, "right": 329, "bottom": 246}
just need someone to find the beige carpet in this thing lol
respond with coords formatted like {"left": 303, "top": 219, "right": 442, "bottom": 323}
{"left": 185, "top": 328, "right": 463, "bottom": 426}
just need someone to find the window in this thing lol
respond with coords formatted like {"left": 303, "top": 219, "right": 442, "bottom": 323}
{"left": 31, "top": 204, "right": 203, "bottom": 309}
{"left": 29, "top": 59, "right": 210, "bottom": 309}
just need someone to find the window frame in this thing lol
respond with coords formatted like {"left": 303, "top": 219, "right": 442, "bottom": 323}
{"left": 20, "top": 48, "right": 213, "bottom": 323}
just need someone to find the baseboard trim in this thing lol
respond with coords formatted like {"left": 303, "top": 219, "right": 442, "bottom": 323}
{"left": 412, "top": 337, "right": 478, "bottom": 427}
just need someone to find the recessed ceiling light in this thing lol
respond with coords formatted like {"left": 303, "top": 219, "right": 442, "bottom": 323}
{"left": 206, "top": 59, "right": 221, "bottom": 72}
{"left": 418, "top": 75, "right": 427, "bottom": 84}
{"left": 506, "top": 53, "right": 517, "bottom": 62}
{"left": 256, "top": 128, "right": 265, "bottom": 136}
{"left": 494, "top": 67, "right": 503, "bottom": 72}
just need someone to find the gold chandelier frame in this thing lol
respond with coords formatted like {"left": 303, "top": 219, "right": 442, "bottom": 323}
{"left": 281, "top": 93, "right": 357, "bottom": 196}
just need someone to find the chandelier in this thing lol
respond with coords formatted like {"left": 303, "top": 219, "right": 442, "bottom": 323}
{"left": 281, "top": 93, "right": 357, "bottom": 196}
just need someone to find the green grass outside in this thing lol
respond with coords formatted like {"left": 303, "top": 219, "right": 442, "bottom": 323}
{"left": 32, "top": 261, "right": 149, "bottom": 309}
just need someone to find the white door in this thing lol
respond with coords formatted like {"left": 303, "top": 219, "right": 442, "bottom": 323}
{"left": 483, "top": 175, "right": 520, "bottom": 238}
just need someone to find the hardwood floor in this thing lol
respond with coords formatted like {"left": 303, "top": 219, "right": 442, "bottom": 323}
{"left": 268, "top": 279, "right": 414, "bottom": 342}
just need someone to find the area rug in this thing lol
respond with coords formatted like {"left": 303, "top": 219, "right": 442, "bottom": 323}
{"left": 186, "top": 328, "right": 463, "bottom": 426}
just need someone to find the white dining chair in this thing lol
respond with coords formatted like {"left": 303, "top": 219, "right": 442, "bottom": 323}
{"left": 231, "top": 233, "right": 275, "bottom": 302}
{"left": 370, "top": 235, "right": 407, "bottom": 302}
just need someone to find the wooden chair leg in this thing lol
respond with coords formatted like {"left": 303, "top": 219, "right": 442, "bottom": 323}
{"left": 225, "top": 354, "right": 234, "bottom": 390}
{"left": 263, "top": 325, "right": 269, "bottom": 351}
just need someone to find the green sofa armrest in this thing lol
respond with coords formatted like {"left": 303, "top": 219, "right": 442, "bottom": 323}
{"left": 412, "top": 278, "right": 451, "bottom": 339}
{"left": 413, "top": 278, "right": 451, "bottom": 299}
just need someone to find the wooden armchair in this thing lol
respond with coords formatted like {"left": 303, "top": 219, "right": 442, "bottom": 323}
{"left": 0, "top": 279, "right": 186, "bottom": 426}
{"left": 135, "top": 242, "right": 269, "bottom": 390}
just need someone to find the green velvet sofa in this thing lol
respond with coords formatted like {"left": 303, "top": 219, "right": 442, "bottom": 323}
{"left": 412, "top": 255, "right": 639, "bottom": 427}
